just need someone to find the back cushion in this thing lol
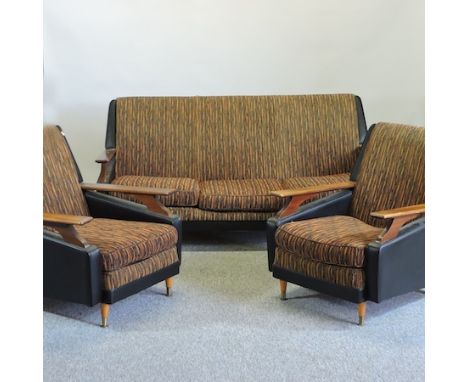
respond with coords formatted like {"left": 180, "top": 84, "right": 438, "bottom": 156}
{"left": 350, "top": 123, "right": 425, "bottom": 227}
{"left": 43, "top": 126, "right": 89, "bottom": 216}
{"left": 115, "top": 95, "right": 360, "bottom": 180}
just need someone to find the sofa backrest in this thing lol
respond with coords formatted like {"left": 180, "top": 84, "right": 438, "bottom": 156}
{"left": 350, "top": 123, "right": 425, "bottom": 228}
{"left": 111, "top": 94, "right": 366, "bottom": 180}
{"left": 43, "top": 126, "right": 89, "bottom": 216}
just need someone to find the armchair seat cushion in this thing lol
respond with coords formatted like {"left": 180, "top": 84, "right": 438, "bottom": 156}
{"left": 198, "top": 179, "right": 284, "bottom": 212}
{"left": 275, "top": 216, "right": 383, "bottom": 268}
{"left": 112, "top": 175, "right": 199, "bottom": 207}
{"left": 76, "top": 218, "right": 178, "bottom": 272}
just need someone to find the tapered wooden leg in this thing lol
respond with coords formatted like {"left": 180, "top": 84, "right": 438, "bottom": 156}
{"left": 165, "top": 277, "right": 174, "bottom": 297}
{"left": 279, "top": 280, "right": 287, "bottom": 300}
{"left": 100, "top": 303, "right": 110, "bottom": 328}
{"left": 357, "top": 302, "right": 367, "bottom": 326}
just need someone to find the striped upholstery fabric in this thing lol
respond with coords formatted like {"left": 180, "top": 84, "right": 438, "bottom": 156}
{"left": 43, "top": 126, "right": 89, "bottom": 216}
{"left": 274, "top": 248, "right": 365, "bottom": 290}
{"left": 115, "top": 95, "right": 360, "bottom": 181}
{"left": 276, "top": 216, "right": 383, "bottom": 268}
{"left": 111, "top": 175, "right": 199, "bottom": 206}
{"left": 350, "top": 123, "right": 425, "bottom": 227}
{"left": 171, "top": 208, "right": 276, "bottom": 221}
{"left": 75, "top": 218, "right": 178, "bottom": 272}
{"left": 198, "top": 179, "right": 284, "bottom": 211}
{"left": 103, "top": 248, "right": 179, "bottom": 290}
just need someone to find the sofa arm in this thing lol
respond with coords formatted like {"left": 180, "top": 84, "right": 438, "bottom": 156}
{"left": 366, "top": 217, "right": 425, "bottom": 303}
{"left": 43, "top": 232, "right": 102, "bottom": 306}
{"left": 266, "top": 190, "right": 353, "bottom": 271}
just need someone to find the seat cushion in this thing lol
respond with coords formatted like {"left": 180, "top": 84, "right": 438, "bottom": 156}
{"left": 112, "top": 176, "right": 199, "bottom": 207}
{"left": 276, "top": 216, "right": 383, "bottom": 268}
{"left": 103, "top": 248, "right": 179, "bottom": 290}
{"left": 76, "top": 218, "right": 178, "bottom": 271}
{"left": 198, "top": 179, "right": 284, "bottom": 212}
{"left": 274, "top": 248, "right": 365, "bottom": 290}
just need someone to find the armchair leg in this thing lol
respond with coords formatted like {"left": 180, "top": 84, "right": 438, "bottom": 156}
{"left": 279, "top": 280, "right": 287, "bottom": 300}
{"left": 357, "top": 302, "right": 366, "bottom": 326}
{"left": 165, "top": 277, "right": 174, "bottom": 297}
{"left": 100, "top": 303, "right": 110, "bottom": 328}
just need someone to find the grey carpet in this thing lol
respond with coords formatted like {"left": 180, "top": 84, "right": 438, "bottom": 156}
{"left": 44, "top": 232, "right": 424, "bottom": 382}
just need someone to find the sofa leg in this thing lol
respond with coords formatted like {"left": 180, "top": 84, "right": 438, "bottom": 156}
{"left": 100, "top": 303, "right": 110, "bottom": 328}
{"left": 357, "top": 302, "right": 366, "bottom": 326}
{"left": 279, "top": 280, "right": 287, "bottom": 300}
{"left": 165, "top": 277, "right": 174, "bottom": 297}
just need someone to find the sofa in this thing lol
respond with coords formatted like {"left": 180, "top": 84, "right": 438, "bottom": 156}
{"left": 97, "top": 94, "right": 367, "bottom": 226}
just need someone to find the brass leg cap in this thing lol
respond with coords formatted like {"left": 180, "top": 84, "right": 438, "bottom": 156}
{"left": 166, "top": 287, "right": 173, "bottom": 297}
{"left": 358, "top": 316, "right": 364, "bottom": 326}
{"left": 280, "top": 293, "right": 286, "bottom": 301}
{"left": 100, "top": 318, "right": 108, "bottom": 328}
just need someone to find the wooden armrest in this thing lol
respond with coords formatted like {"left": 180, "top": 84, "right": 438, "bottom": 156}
{"left": 81, "top": 183, "right": 176, "bottom": 196}
{"left": 372, "top": 204, "right": 425, "bottom": 243}
{"left": 43, "top": 212, "right": 93, "bottom": 226}
{"left": 271, "top": 181, "right": 356, "bottom": 198}
{"left": 43, "top": 212, "right": 92, "bottom": 248}
{"left": 95, "top": 149, "right": 116, "bottom": 163}
{"left": 371, "top": 204, "right": 425, "bottom": 219}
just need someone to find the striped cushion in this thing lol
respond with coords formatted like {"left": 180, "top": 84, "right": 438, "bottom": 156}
{"left": 103, "top": 247, "right": 179, "bottom": 290}
{"left": 111, "top": 175, "right": 199, "bottom": 207}
{"left": 75, "top": 218, "right": 178, "bottom": 272}
{"left": 171, "top": 207, "right": 276, "bottom": 221}
{"left": 274, "top": 248, "right": 365, "bottom": 290}
{"left": 43, "top": 126, "right": 89, "bottom": 216}
{"left": 350, "top": 123, "right": 425, "bottom": 227}
{"left": 276, "top": 216, "right": 383, "bottom": 268}
{"left": 115, "top": 95, "right": 360, "bottom": 180}
{"left": 198, "top": 179, "right": 284, "bottom": 212}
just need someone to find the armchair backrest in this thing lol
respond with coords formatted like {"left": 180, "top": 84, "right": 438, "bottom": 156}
{"left": 43, "top": 126, "right": 89, "bottom": 216}
{"left": 112, "top": 94, "right": 365, "bottom": 180}
{"left": 350, "top": 123, "right": 425, "bottom": 228}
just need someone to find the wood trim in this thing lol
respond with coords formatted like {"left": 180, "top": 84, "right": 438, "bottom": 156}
{"left": 133, "top": 194, "right": 172, "bottom": 216}
{"left": 43, "top": 212, "right": 93, "bottom": 225}
{"left": 95, "top": 149, "right": 116, "bottom": 164}
{"left": 81, "top": 182, "right": 176, "bottom": 196}
{"left": 53, "top": 225, "right": 90, "bottom": 248}
{"left": 371, "top": 204, "right": 425, "bottom": 219}
{"left": 379, "top": 214, "right": 420, "bottom": 243}
{"left": 270, "top": 181, "right": 355, "bottom": 198}
{"left": 276, "top": 194, "right": 313, "bottom": 218}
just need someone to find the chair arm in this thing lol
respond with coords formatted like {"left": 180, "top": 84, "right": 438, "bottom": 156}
{"left": 266, "top": 190, "right": 353, "bottom": 271}
{"left": 81, "top": 183, "right": 176, "bottom": 216}
{"left": 371, "top": 204, "right": 425, "bottom": 243}
{"left": 271, "top": 181, "right": 356, "bottom": 218}
{"left": 95, "top": 148, "right": 116, "bottom": 164}
{"left": 43, "top": 212, "right": 92, "bottom": 248}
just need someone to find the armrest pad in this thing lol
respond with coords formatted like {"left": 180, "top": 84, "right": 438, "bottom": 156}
{"left": 371, "top": 204, "right": 425, "bottom": 219}
{"left": 81, "top": 183, "right": 176, "bottom": 196}
{"left": 43, "top": 212, "right": 93, "bottom": 226}
{"left": 95, "top": 149, "right": 116, "bottom": 164}
{"left": 271, "top": 181, "right": 356, "bottom": 198}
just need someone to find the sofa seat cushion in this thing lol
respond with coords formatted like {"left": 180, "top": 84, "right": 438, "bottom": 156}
{"left": 274, "top": 248, "right": 365, "bottom": 290}
{"left": 275, "top": 216, "right": 383, "bottom": 268}
{"left": 76, "top": 218, "right": 178, "bottom": 272}
{"left": 103, "top": 247, "right": 179, "bottom": 290}
{"left": 112, "top": 176, "right": 199, "bottom": 207}
{"left": 281, "top": 173, "right": 351, "bottom": 202}
{"left": 198, "top": 179, "right": 284, "bottom": 212}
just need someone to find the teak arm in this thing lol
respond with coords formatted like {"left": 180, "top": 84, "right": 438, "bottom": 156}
{"left": 371, "top": 204, "right": 425, "bottom": 243}
{"left": 81, "top": 183, "right": 174, "bottom": 216}
{"left": 96, "top": 149, "right": 116, "bottom": 182}
{"left": 43, "top": 212, "right": 92, "bottom": 248}
{"left": 272, "top": 181, "right": 356, "bottom": 218}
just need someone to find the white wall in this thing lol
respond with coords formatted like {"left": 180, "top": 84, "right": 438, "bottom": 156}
{"left": 44, "top": 0, "right": 424, "bottom": 181}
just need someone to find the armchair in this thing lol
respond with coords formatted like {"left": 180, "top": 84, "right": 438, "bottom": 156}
{"left": 43, "top": 125, "right": 182, "bottom": 327}
{"left": 267, "top": 122, "right": 425, "bottom": 325}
